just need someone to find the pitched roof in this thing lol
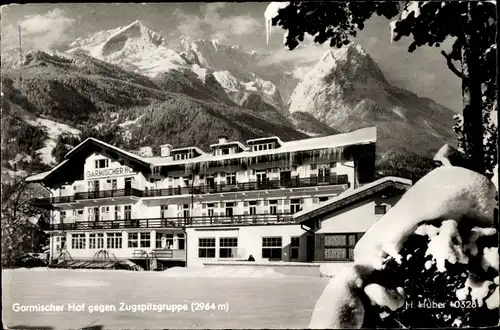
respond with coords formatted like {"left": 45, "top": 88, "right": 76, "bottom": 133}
{"left": 294, "top": 176, "right": 412, "bottom": 223}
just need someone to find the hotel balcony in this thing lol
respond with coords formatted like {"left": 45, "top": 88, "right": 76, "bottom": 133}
{"left": 41, "top": 214, "right": 297, "bottom": 231}
{"left": 31, "top": 188, "right": 144, "bottom": 209}
{"left": 143, "top": 175, "right": 350, "bottom": 198}
{"left": 30, "top": 175, "right": 349, "bottom": 208}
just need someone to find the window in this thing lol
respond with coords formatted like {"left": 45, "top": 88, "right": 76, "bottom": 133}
{"left": 291, "top": 237, "right": 300, "bottom": 259}
{"left": 71, "top": 234, "right": 86, "bottom": 249}
{"left": 256, "top": 170, "right": 267, "bottom": 183}
{"left": 226, "top": 173, "right": 236, "bottom": 185}
{"left": 160, "top": 205, "right": 168, "bottom": 218}
{"left": 222, "top": 148, "right": 230, "bottom": 155}
{"left": 115, "top": 206, "right": 121, "bottom": 220}
{"left": 310, "top": 164, "right": 317, "bottom": 170}
{"left": 330, "top": 162, "right": 337, "bottom": 168}
{"left": 156, "top": 233, "right": 173, "bottom": 249}
{"left": 101, "top": 206, "right": 110, "bottom": 213}
{"left": 128, "top": 232, "right": 150, "bottom": 248}
{"left": 225, "top": 202, "right": 234, "bottom": 217}
{"left": 269, "top": 200, "right": 278, "bottom": 215}
{"left": 95, "top": 159, "right": 109, "bottom": 169}
{"left": 375, "top": 205, "right": 387, "bottom": 215}
{"left": 219, "top": 238, "right": 238, "bottom": 258}
{"left": 318, "top": 165, "right": 330, "bottom": 180}
{"left": 107, "top": 233, "right": 122, "bottom": 249}
{"left": 140, "top": 233, "right": 151, "bottom": 248}
{"left": 262, "top": 237, "right": 282, "bottom": 260}
{"left": 183, "top": 204, "right": 190, "bottom": 219}
{"left": 124, "top": 205, "right": 132, "bottom": 220}
{"left": 178, "top": 233, "right": 185, "bottom": 250}
{"left": 198, "top": 238, "right": 216, "bottom": 258}
{"left": 60, "top": 211, "right": 66, "bottom": 221}
{"left": 207, "top": 203, "right": 215, "bottom": 217}
{"left": 128, "top": 233, "right": 138, "bottom": 248}
{"left": 318, "top": 196, "right": 329, "bottom": 203}
{"left": 324, "top": 233, "right": 363, "bottom": 261}
{"left": 89, "top": 233, "right": 104, "bottom": 249}
{"left": 290, "top": 199, "right": 302, "bottom": 214}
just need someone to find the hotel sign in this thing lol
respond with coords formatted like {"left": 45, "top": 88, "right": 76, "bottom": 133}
{"left": 86, "top": 166, "right": 137, "bottom": 179}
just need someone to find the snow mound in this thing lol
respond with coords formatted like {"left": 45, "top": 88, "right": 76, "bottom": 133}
{"left": 482, "top": 247, "right": 499, "bottom": 271}
{"left": 425, "top": 220, "right": 469, "bottom": 272}
{"left": 354, "top": 166, "right": 497, "bottom": 271}
{"left": 364, "top": 284, "right": 405, "bottom": 311}
{"left": 161, "top": 266, "right": 286, "bottom": 278}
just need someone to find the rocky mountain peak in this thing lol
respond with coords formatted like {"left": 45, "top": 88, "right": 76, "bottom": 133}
{"left": 316, "top": 43, "right": 388, "bottom": 86}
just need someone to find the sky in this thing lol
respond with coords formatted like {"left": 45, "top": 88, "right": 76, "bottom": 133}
{"left": 1, "top": 3, "right": 461, "bottom": 112}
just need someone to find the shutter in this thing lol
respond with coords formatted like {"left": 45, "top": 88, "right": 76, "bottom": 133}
{"left": 284, "top": 199, "right": 290, "bottom": 205}
{"left": 278, "top": 199, "right": 283, "bottom": 205}
{"left": 315, "top": 234, "right": 325, "bottom": 261}
{"left": 214, "top": 202, "right": 219, "bottom": 209}
{"left": 264, "top": 200, "right": 269, "bottom": 206}
{"left": 202, "top": 203, "right": 207, "bottom": 209}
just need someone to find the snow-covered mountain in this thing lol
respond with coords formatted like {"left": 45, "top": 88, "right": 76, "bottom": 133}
{"left": 67, "top": 20, "right": 188, "bottom": 76}
{"left": 67, "top": 21, "right": 288, "bottom": 113}
{"left": 288, "top": 43, "right": 457, "bottom": 157}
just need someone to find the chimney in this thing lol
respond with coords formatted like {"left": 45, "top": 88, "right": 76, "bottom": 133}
{"left": 160, "top": 144, "right": 173, "bottom": 157}
{"left": 218, "top": 135, "right": 228, "bottom": 144}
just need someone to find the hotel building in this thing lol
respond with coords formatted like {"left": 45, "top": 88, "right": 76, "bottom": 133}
{"left": 27, "top": 126, "right": 410, "bottom": 268}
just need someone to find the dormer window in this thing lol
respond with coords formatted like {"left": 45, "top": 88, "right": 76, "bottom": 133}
{"left": 95, "top": 159, "right": 109, "bottom": 169}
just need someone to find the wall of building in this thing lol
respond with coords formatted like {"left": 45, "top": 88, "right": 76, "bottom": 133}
{"left": 316, "top": 194, "right": 403, "bottom": 234}
{"left": 185, "top": 224, "right": 313, "bottom": 267}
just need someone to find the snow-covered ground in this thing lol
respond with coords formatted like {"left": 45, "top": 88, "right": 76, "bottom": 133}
{"left": 2, "top": 268, "right": 328, "bottom": 329}
{"left": 24, "top": 117, "right": 81, "bottom": 165}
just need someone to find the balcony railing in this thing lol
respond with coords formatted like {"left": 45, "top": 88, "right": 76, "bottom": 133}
{"left": 31, "top": 175, "right": 349, "bottom": 206}
{"left": 143, "top": 175, "right": 349, "bottom": 197}
{"left": 32, "top": 188, "right": 143, "bottom": 205}
{"left": 41, "top": 214, "right": 296, "bottom": 231}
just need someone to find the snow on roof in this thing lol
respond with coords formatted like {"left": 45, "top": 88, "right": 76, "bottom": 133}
{"left": 209, "top": 141, "right": 247, "bottom": 150}
{"left": 25, "top": 159, "right": 70, "bottom": 182}
{"left": 25, "top": 170, "right": 52, "bottom": 182}
{"left": 246, "top": 136, "right": 283, "bottom": 145}
{"left": 65, "top": 137, "right": 148, "bottom": 164}
{"left": 171, "top": 146, "right": 206, "bottom": 155}
{"left": 27, "top": 127, "right": 377, "bottom": 182}
{"left": 294, "top": 176, "right": 412, "bottom": 221}
{"left": 147, "top": 126, "right": 376, "bottom": 166}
